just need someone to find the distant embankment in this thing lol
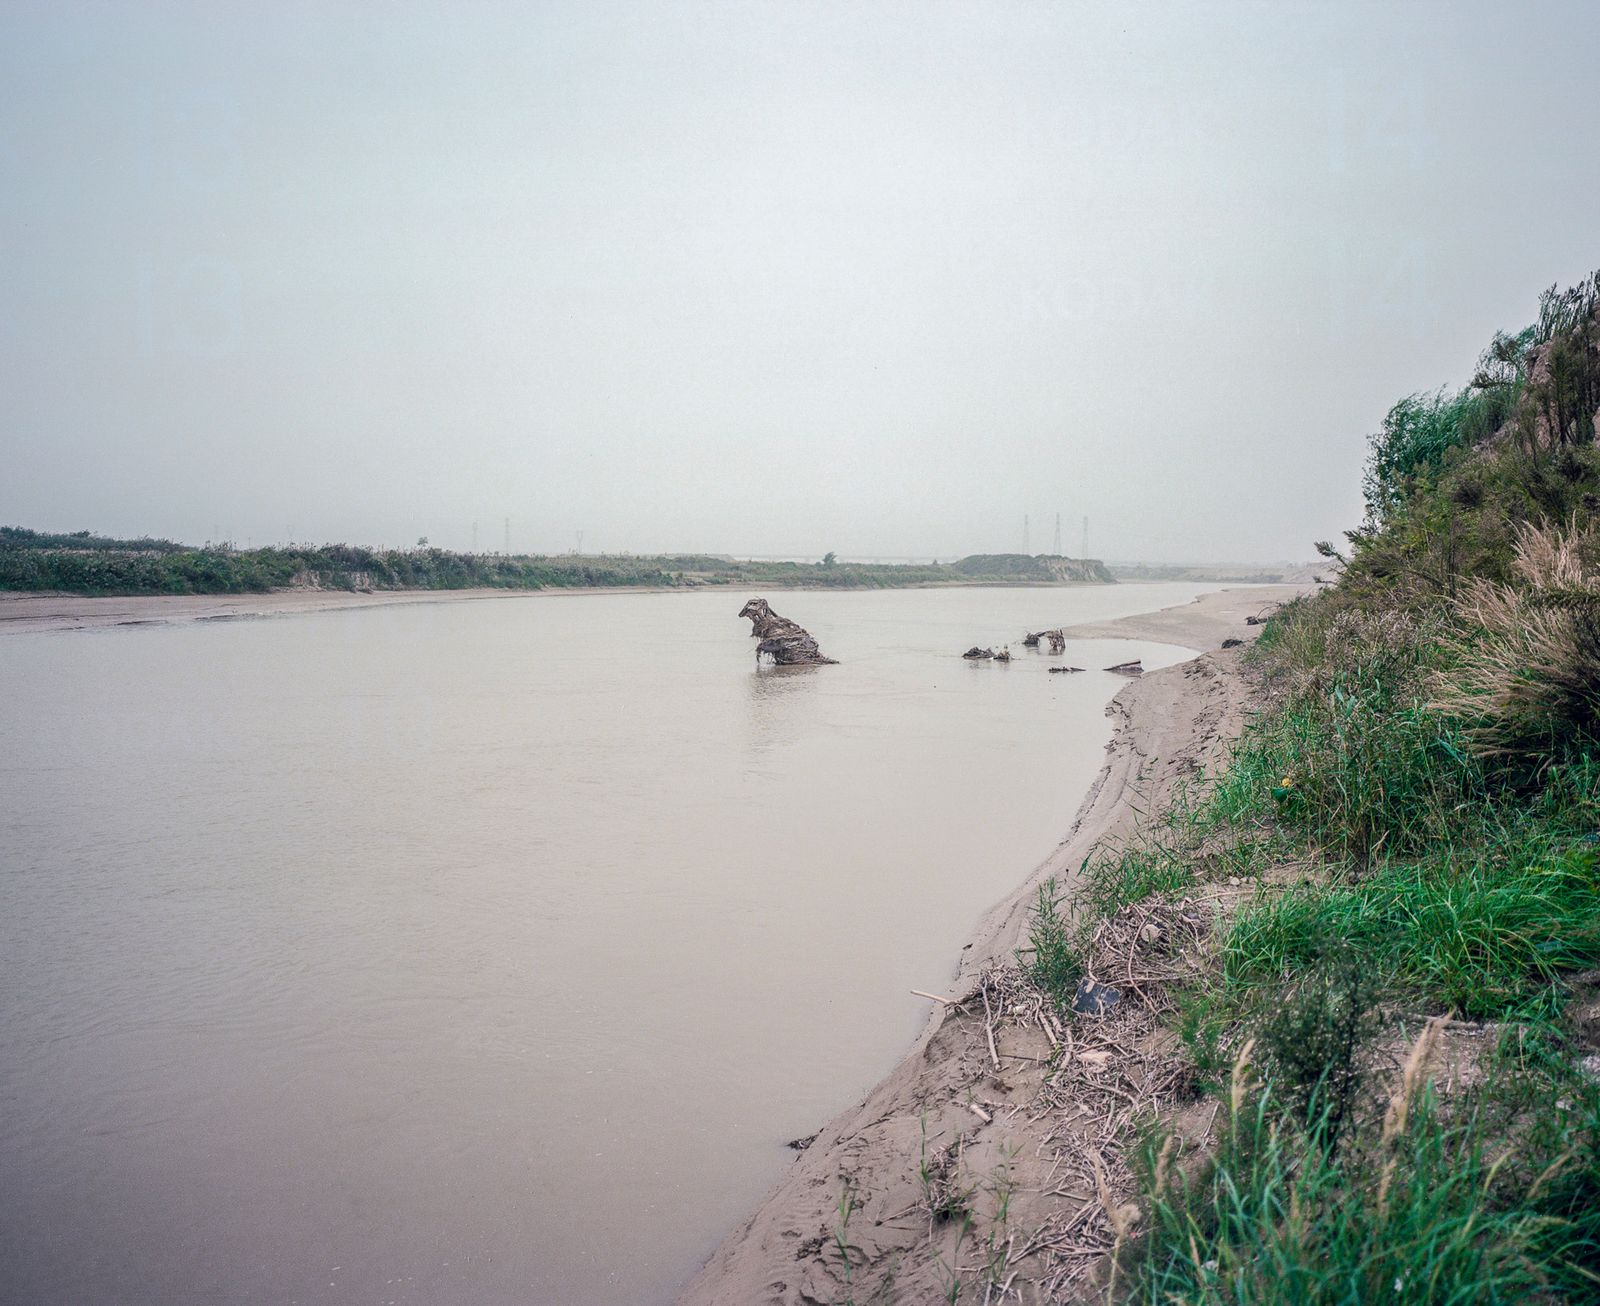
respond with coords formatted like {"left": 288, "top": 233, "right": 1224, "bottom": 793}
{"left": 1108, "top": 560, "right": 1321, "bottom": 585}
{"left": 0, "top": 529, "right": 1115, "bottom": 597}
{"left": 945, "top": 553, "right": 1115, "bottom": 584}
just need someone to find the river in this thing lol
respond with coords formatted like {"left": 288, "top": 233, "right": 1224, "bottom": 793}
{"left": 0, "top": 582, "right": 1215, "bottom": 1305}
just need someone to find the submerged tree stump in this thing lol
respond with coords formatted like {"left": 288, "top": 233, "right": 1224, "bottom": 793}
{"left": 738, "top": 598, "right": 837, "bottom": 666}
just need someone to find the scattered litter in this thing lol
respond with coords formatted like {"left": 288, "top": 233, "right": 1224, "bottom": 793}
{"left": 1073, "top": 978, "right": 1122, "bottom": 1016}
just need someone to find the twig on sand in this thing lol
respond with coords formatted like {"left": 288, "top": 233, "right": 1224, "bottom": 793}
{"left": 958, "top": 895, "right": 1220, "bottom": 1297}
{"left": 911, "top": 989, "right": 954, "bottom": 1005}
{"left": 982, "top": 978, "right": 1001, "bottom": 1071}
{"left": 965, "top": 1101, "right": 993, "bottom": 1124}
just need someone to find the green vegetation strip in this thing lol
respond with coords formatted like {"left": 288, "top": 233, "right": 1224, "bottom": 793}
{"left": 1021, "top": 271, "right": 1600, "bottom": 1301}
{"left": 0, "top": 527, "right": 1114, "bottom": 596}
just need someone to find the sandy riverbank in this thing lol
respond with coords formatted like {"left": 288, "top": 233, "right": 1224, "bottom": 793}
{"left": 0, "top": 581, "right": 1296, "bottom": 638}
{"left": 677, "top": 583, "right": 1306, "bottom": 1305}
{"left": 0, "top": 585, "right": 693, "bottom": 635}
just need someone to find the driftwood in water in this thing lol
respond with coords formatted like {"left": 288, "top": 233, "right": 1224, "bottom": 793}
{"left": 1048, "top": 665, "right": 1086, "bottom": 674}
{"left": 963, "top": 646, "right": 994, "bottom": 660}
{"left": 1024, "top": 628, "right": 1067, "bottom": 653}
{"left": 1021, "top": 631, "right": 1040, "bottom": 647}
{"left": 1104, "top": 659, "right": 1144, "bottom": 675}
{"left": 738, "top": 598, "right": 837, "bottom": 666}
{"left": 993, "top": 647, "right": 1012, "bottom": 662}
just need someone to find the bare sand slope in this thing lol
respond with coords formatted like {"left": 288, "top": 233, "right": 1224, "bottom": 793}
{"left": 1061, "top": 582, "right": 1303, "bottom": 648}
{"left": 678, "top": 584, "right": 1306, "bottom": 1306}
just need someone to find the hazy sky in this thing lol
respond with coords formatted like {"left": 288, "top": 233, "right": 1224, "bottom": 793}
{"left": 2, "top": 1, "right": 1597, "bottom": 562}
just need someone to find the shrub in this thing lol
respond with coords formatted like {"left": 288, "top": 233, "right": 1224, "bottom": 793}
{"left": 1252, "top": 949, "right": 1383, "bottom": 1146}
{"left": 1431, "top": 520, "right": 1600, "bottom": 767}
{"left": 1362, "top": 386, "right": 1516, "bottom": 526}
{"left": 1018, "top": 878, "right": 1078, "bottom": 1008}
{"left": 1217, "top": 636, "right": 1481, "bottom": 865}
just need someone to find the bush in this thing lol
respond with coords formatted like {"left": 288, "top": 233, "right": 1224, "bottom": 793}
{"left": 1252, "top": 949, "right": 1382, "bottom": 1146}
{"left": 1431, "top": 520, "right": 1600, "bottom": 767}
{"left": 1018, "top": 878, "right": 1078, "bottom": 1008}
{"left": 1220, "top": 608, "right": 1481, "bottom": 865}
{"left": 1363, "top": 385, "right": 1518, "bottom": 526}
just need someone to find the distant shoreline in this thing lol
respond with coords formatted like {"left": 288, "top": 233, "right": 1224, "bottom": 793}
{"left": 0, "top": 578, "right": 1196, "bottom": 637}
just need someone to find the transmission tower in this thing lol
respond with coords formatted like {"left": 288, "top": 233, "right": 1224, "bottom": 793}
{"left": 1052, "top": 513, "right": 1062, "bottom": 555}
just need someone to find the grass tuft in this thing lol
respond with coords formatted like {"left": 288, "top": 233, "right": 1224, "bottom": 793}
{"left": 1130, "top": 1073, "right": 1586, "bottom": 1304}
{"left": 1019, "top": 877, "right": 1079, "bottom": 1009}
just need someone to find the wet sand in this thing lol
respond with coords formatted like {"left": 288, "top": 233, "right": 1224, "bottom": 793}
{"left": 0, "top": 581, "right": 1306, "bottom": 640}
{"left": 0, "top": 582, "right": 1299, "bottom": 640}
{"left": 0, "top": 582, "right": 1133, "bottom": 637}
{"left": 678, "top": 583, "right": 1306, "bottom": 1305}
{"left": 0, "top": 585, "right": 683, "bottom": 635}
{"left": 1061, "top": 582, "right": 1300, "bottom": 647}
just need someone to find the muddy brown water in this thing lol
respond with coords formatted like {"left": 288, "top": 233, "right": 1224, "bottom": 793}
{"left": 0, "top": 584, "right": 1214, "bottom": 1305}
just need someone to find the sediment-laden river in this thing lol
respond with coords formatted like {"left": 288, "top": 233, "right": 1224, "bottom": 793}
{"left": 0, "top": 583, "right": 1212, "bottom": 1305}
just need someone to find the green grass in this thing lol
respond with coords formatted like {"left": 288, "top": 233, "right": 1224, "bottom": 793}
{"left": 1224, "top": 845, "right": 1600, "bottom": 1019}
{"left": 1079, "top": 844, "right": 1198, "bottom": 919}
{"left": 1131, "top": 1078, "right": 1597, "bottom": 1305}
{"left": 1019, "top": 878, "right": 1079, "bottom": 1009}
{"left": 1210, "top": 670, "right": 1484, "bottom": 865}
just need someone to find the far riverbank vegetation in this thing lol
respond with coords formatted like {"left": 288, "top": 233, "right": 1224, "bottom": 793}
{"left": 0, "top": 528, "right": 1115, "bottom": 596}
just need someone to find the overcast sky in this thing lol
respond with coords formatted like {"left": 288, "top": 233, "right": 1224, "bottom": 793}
{"left": 2, "top": 1, "right": 1596, "bottom": 562}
